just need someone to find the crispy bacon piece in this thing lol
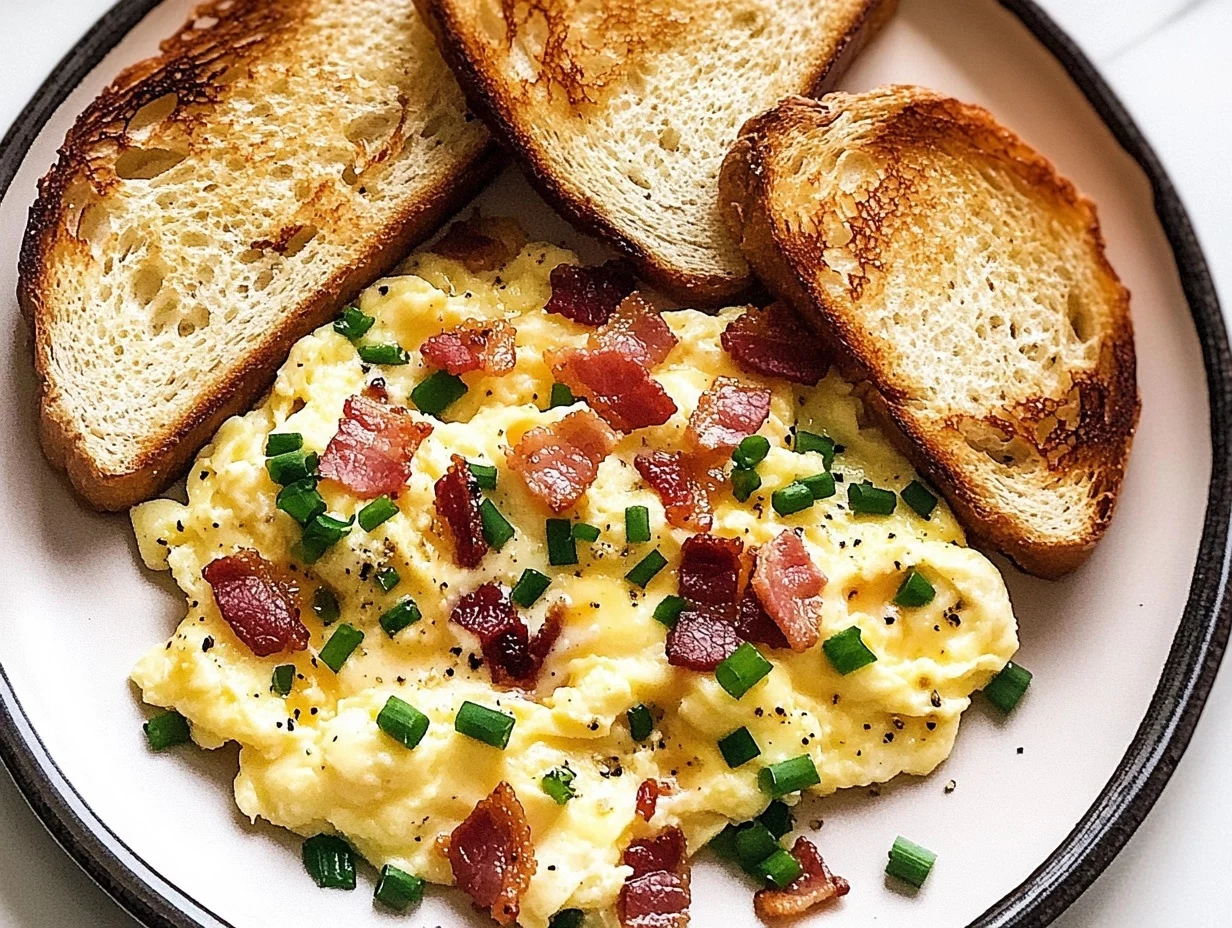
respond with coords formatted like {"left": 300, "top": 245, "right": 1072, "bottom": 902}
{"left": 625, "top": 826, "right": 687, "bottom": 877}
{"left": 362, "top": 377, "right": 388, "bottom": 402}
{"left": 202, "top": 550, "right": 308, "bottom": 657}
{"left": 433, "top": 220, "right": 515, "bottom": 273}
{"left": 619, "top": 827, "right": 690, "bottom": 928}
{"left": 507, "top": 409, "right": 617, "bottom": 512}
{"left": 752, "top": 531, "right": 826, "bottom": 652}
{"left": 635, "top": 452, "right": 713, "bottom": 532}
{"left": 435, "top": 455, "right": 488, "bottom": 569}
{"left": 545, "top": 260, "right": 638, "bottom": 326}
{"left": 687, "top": 377, "right": 772, "bottom": 453}
{"left": 318, "top": 395, "right": 433, "bottom": 499}
{"left": 593, "top": 293, "right": 678, "bottom": 367}
{"left": 665, "top": 609, "right": 743, "bottom": 672}
{"left": 678, "top": 534, "right": 744, "bottom": 616}
{"left": 446, "top": 782, "right": 536, "bottom": 926}
{"left": 551, "top": 348, "right": 678, "bottom": 432}
{"left": 451, "top": 582, "right": 560, "bottom": 687}
{"left": 735, "top": 571, "right": 791, "bottom": 651}
{"left": 753, "top": 837, "right": 850, "bottom": 919}
{"left": 421, "top": 319, "right": 517, "bottom": 376}
{"left": 636, "top": 779, "right": 664, "bottom": 822}
{"left": 721, "top": 303, "right": 830, "bottom": 386}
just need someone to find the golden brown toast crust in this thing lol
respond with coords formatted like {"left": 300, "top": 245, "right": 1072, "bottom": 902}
{"left": 720, "top": 91, "right": 1138, "bottom": 578}
{"left": 19, "top": 0, "right": 500, "bottom": 511}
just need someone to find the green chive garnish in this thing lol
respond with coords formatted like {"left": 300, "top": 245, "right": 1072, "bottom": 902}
{"left": 375, "top": 567, "right": 401, "bottom": 592}
{"left": 376, "top": 696, "right": 430, "bottom": 750}
{"left": 469, "top": 461, "right": 498, "bottom": 491}
{"left": 548, "top": 382, "right": 576, "bottom": 409}
{"left": 848, "top": 481, "right": 897, "bottom": 515}
{"left": 733, "top": 435, "right": 771, "bottom": 469}
{"left": 718, "top": 726, "right": 761, "bottom": 768}
{"left": 143, "top": 711, "right": 190, "bottom": 751}
{"left": 794, "top": 431, "right": 835, "bottom": 469}
{"left": 319, "top": 623, "right": 364, "bottom": 673}
{"left": 716, "top": 642, "right": 772, "bottom": 700}
{"left": 358, "top": 495, "right": 399, "bottom": 531}
{"left": 312, "top": 587, "right": 340, "bottom": 626}
{"left": 800, "top": 472, "right": 836, "bottom": 500}
{"left": 627, "top": 703, "right": 654, "bottom": 741}
{"left": 265, "top": 432, "right": 303, "bottom": 457}
{"left": 758, "top": 755, "right": 820, "bottom": 798}
{"left": 541, "top": 765, "right": 578, "bottom": 805}
{"left": 708, "top": 824, "right": 742, "bottom": 861}
{"left": 334, "top": 306, "right": 375, "bottom": 341}
{"left": 480, "top": 499, "right": 515, "bottom": 550}
{"left": 549, "top": 910, "right": 585, "bottom": 928}
{"left": 983, "top": 661, "right": 1033, "bottom": 713}
{"left": 735, "top": 822, "right": 779, "bottom": 870}
{"left": 731, "top": 467, "right": 763, "bottom": 503}
{"left": 572, "top": 522, "right": 601, "bottom": 543}
{"left": 511, "top": 569, "right": 552, "bottom": 608}
{"left": 374, "top": 865, "right": 424, "bottom": 911}
{"left": 455, "top": 701, "right": 515, "bottom": 749}
{"left": 266, "top": 449, "right": 319, "bottom": 486}
{"left": 757, "top": 848, "right": 805, "bottom": 888}
{"left": 412, "top": 370, "right": 467, "bottom": 416}
{"left": 276, "top": 479, "right": 326, "bottom": 525}
{"left": 380, "top": 597, "right": 422, "bottom": 637}
{"left": 901, "top": 480, "right": 938, "bottom": 519}
{"left": 271, "top": 664, "right": 295, "bottom": 697}
{"left": 292, "top": 513, "right": 353, "bottom": 564}
{"left": 625, "top": 505, "right": 651, "bottom": 543}
{"left": 546, "top": 518, "right": 578, "bottom": 566}
{"left": 894, "top": 568, "right": 936, "bottom": 607}
{"left": 758, "top": 800, "right": 794, "bottom": 839}
{"left": 823, "top": 626, "right": 877, "bottom": 675}
{"left": 886, "top": 836, "right": 936, "bottom": 888}
{"left": 357, "top": 343, "right": 410, "bottom": 366}
{"left": 302, "top": 834, "right": 356, "bottom": 890}
{"left": 626, "top": 549, "right": 668, "bottom": 588}
{"left": 771, "top": 482, "right": 813, "bottom": 516}
{"left": 653, "top": 595, "right": 687, "bottom": 629}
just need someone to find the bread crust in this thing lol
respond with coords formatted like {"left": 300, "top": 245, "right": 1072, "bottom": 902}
{"left": 416, "top": 0, "right": 897, "bottom": 306}
{"left": 18, "top": 0, "right": 501, "bottom": 511}
{"left": 720, "top": 90, "right": 1139, "bottom": 578}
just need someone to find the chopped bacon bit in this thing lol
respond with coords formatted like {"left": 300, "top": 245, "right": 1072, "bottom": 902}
{"left": 721, "top": 303, "right": 830, "bottom": 385}
{"left": 752, "top": 531, "right": 826, "bottom": 652}
{"left": 530, "top": 603, "right": 566, "bottom": 665}
{"left": 635, "top": 452, "right": 713, "bottom": 532}
{"left": 551, "top": 348, "right": 678, "bottom": 432}
{"left": 665, "top": 609, "right": 743, "bottom": 671}
{"left": 753, "top": 837, "right": 850, "bottom": 919}
{"left": 619, "top": 827, "right": 690, "bottom": 928}
{"left": 433, "top": 220, "right": 515, "bottom": 273}
{"left": 421, "top": 319, "right": 518, "bottom": 376}
{"left": 687, "top": 377, "right": 772, "bottom": 453}
{"left": 435, "top": 455, "right": 489, "bottom": 569}
{"left": 736, "top": 568, "right": 791, "bottom": 651}
{"left": 635, "top": 778, "right": 663, "bottom": 822}
{"left": 545, "top": 260, "right": 638, "bottom": 326}
{"left": 318, "top": 395, "right": 433, "bottom": 499}
{"left": 362, "top": 377, "right": 388, "bottom": 402}
{"left": 624, "top": 826, "right": 687, "bottom": 879}
{"left": 447, "top": 782, "right": 536, "bottom": 926}
{"left": 593, "top": 293, "right": 679, "bottom": 367}
{"left": 678, "top": 534, "right": 744, "bottom": 616}
{"left": 506, "top": 409, "right": 616, "bottom": 512}
{"left": 451, "top": 582, "right": 558, "bottom": 687}
{"left": 202, "top": 550, "right": 308, "bottom": 657}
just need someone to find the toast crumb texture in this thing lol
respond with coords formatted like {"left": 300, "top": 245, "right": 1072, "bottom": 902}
{"left": 19, "top": 0, "right": 495, "bottom": 510}
{"left": 720, "top": 88, "right": 1139, "bottom": 577}
{"left": 418, "top": 0, "right": 897, "bottom": 303}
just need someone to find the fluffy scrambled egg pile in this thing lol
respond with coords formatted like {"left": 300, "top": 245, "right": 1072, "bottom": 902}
{"left": 131, "top": 227, "right": 1018, "bottom": 927}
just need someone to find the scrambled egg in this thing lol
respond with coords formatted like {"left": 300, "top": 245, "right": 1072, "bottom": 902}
{"left": 131, "top": 229, "right": 1018, "bottom": 926}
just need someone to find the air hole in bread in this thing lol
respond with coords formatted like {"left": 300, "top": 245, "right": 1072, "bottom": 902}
{"left": 128, "top": 93, "right": 178, "bottom": 134}
{"left": 282, "top": 224, "right": 318, "bottom": 257}
{"left": 132, "top": 259, "right": 168, "bottom": 306}
{"left": 347, "top": 109, "right": 399, "bottom": 144}
{"left": 254, "top": 269, "right": 274, "bottom": 291}
{"left": 960, "top": 419, "right": 1035, "bottom": 468}
{"left": 1067, "top": 291, "right": 1093, "bottom": 342}
{"left": 114, "top": 147, "right": 186, "bottom": 180}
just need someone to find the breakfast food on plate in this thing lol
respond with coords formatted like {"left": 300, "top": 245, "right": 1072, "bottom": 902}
{"left": 18, "top": 0, "right": 497, "bottom": 511}
{"left": 131, "top": 222, "right": 1019, "bottom": 925}
{"left": 719, "top": 87, "right": 1139, "bottom": 578}
{"left": 416, "top": 0, "right": 898, "bottom": 304}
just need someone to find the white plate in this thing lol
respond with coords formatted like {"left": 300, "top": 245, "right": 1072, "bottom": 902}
{"left": 0, "top": 1, "right": 1227, "bottom": 926}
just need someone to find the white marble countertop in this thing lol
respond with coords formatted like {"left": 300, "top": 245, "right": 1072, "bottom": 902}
{"left": 0, "top": 0, "right": 1227, "bottom": 925}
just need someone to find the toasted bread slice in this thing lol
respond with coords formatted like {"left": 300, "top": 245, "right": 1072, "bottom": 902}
{"left": 19, "top": 0, "right": 497, "bottom": 511}
{"left": 417, "top": 0, "right": 896, "bottom": 304}
{"left": 720, "top": 88, "right": 1138, "bottom": 577}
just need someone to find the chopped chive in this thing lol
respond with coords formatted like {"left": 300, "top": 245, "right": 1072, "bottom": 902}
{"left": 511, "top": 569, "right": 551, "bottom": 608}
{"left": 848, "top": 481, "right": 897, "bottom": 515}
{"left": 376, "top": 696, "right": 429, "bottom": 750}
{"left": 358, "top": 495, "right": 399, "bottom": 531}
{"left": 319, "top": 623, "right": 364, "bottom": 673}
{"left": 823, "top": 626, "right": 878, "bottom": 675}
{"left": 800, "top": 472, "right": 836, "bottom": 500}
{"left": 718, "top": 726, "right": 761, "bottom": 768}
{"left": 771, "top": 482, "right": 814, "bottom": 516}
{"left": 312, "top": 587, "right": 340, "bottom": 626}
{"left": 983, "top": 661, "right": 1033, "bottom": 713}
{"left": 716, "top": 642, "right": 772, "bottom": 700}
{"left": 653, "top": 595, "right": 687, "bottom": 629}
{"left": 357, "top": 343, "right": 410, "bottom": 366}
{"left": 292, "top": 513, "right": 353, "bottom": 564}
{"left": 265, "top": 432, "right": 303, "bottom": 456}
{"left": 375, "top": 567, "right": 401, "bottom": 592}
{"left": 735, "top": 822, "right": 779, "bottom": 870}
{"left": 271, "top": 664, "right": 295, "bottom": 697}
{"left": 374, "top": 865, "right": 424, "bottom": 911}
{"left": 549, "top": 910, "right": 585, "bottom": 928}
{"left": 757, "top": 848, "right": 805, "bottom": 888}
{"left": 143, "top": 711, "right": 190, "bottom": 751}
{"left": 480, "top": 499, "right": 516, "bottom": 550}
{"left": 625, "top": 505, "right": 651, "bottom": 543}
{"left": 627, "top": 703, "right": 654, "bottom": 741}
{"left": 709, "top": 824, "right": 742, "bottom": 862}
{"left": 894, "top": 568, "right": 936, "bottom": 608}
{"left": 886, "top": 836, "right": 936, "bottom": 888}
{"left": 334, "top": 306, "right": 375, "bottom": 341}
{"left": 794, "top": 431, "right": 835, "bottom": 469}
{"left": 758, "top": 800, "right": 794, "bottom": 839}
{"left": 626, "top": 549, "right": 668, "bottom": 588}
{"left": 412, "top": 370, "right": 467, "bottom": 416}
{"left": 302, "top": 834, "right": 356, "bottom": 890}
{"left": 455, "top": 701, "right": 515, "bottom": 749}
{"left": 572, "top": 522, "right": 601, "bottom": 543}
{"left": 541, "top": 765, "right": 578, "bottom": 805}
{"left": 546, "top": 518, "right": 578, "bottom": 566}
{"left": 901, "top": 480, "right": 939, "bottom": 519}
{"left": 380, "top": 597, "right": 422, "bottom": 637}
{"left": 758, "top": 755, "right": 820, "bottom": 798}
{"left": 276, "top": 479, "right": 326, "bottom": 525}
{"left": 468, "top": 461, "right": 498, "bottom": 491}
{"left": 266, "top": 449, "right": 319, "bottom": 486}
{"left": 733, "top": 435, "right": 771, "bottom": 469}
{"left": 731, "top": 467, "right": 763, "bottom": 502}
{"left": 548, "top": 382, "right": 575, "bottom": 409}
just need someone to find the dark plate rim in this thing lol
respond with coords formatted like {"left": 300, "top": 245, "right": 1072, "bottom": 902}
{"left": 0, "top": 1, "right": 1227, "bottom": 927}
